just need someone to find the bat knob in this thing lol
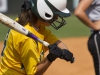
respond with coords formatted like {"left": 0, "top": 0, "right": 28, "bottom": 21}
{"left": 70, "top": 57, "right": 75, "bottom": 63}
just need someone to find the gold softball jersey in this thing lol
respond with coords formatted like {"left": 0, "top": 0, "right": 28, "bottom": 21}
{"left": 0, "top": 23, "right": 58, "bottom": 75}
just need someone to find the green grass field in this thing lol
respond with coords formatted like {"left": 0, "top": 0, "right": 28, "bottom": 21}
{"left": 0, "top": 14, "right": 90, "bottom": 41}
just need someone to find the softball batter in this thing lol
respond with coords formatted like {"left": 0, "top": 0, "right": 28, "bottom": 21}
{"left": 74, "top": 0, "right": 100, "bottom": 75}
{"left": 0, "top": 0, "right": 74, "bottom": 75}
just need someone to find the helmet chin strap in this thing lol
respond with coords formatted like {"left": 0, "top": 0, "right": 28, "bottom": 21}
{"left": 50, "top": 16, "right": 66, "bottom": 30}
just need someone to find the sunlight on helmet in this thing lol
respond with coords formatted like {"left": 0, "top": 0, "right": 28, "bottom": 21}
{"left": 30, "top": 0, "right": 71, "bottom": 30}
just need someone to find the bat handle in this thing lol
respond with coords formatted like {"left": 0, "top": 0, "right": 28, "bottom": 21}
{"left": 27, "top": 32, "right": 50, "bottom": 47}
{"left": 38, "top": 39, "right": 50, "bottom": 47}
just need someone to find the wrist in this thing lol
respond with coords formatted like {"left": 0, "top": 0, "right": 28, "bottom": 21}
{"left": 47, "top": 53, "right": 56, "bottom": 62}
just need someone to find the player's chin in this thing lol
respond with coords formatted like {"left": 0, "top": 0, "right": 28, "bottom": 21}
{"left": 44, "top": 23, "right": 50, "bottom": 26}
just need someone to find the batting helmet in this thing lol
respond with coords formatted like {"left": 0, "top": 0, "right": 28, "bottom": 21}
{"left": 28, "top": 0, "right": 71, "bottom": 30}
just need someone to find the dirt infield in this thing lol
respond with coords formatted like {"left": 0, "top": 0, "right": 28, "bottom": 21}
{"left": 0, "top": 37, "right": 95, "bottom": 75}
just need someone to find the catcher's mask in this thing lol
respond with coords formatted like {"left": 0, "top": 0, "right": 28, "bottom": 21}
{"left": 24, "top": 0, "right": 71, "bottom": 30}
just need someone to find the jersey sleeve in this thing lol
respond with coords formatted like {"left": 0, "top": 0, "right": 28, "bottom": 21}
{"left": 39, "top": 25, "right": 59, "bottom": 51}
{"left": 20, "top": 38, "right": 39, "bottom": 75}
{"left": 40, "top": 25, "right": 59, "bottom": 44}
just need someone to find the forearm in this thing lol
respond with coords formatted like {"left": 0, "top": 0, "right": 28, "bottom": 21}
{"left": 75, "top": 11, "right": 100, "bottom": 30}
{"left": 55, "top": 40, "right": 68, "bottom": 49}
{"left": 35, "top": 57, "right": 52, "bottom": 75}
{"left": 74, "top": 11, "right": 94, "bottom": 28}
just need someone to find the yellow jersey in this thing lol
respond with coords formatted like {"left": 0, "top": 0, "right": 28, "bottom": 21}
{"left": 0, "top": 23, "right": 58, "bottom": 75}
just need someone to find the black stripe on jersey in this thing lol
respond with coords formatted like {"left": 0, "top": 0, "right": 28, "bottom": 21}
{"left": 1, "top": 29, "right": 10, "bottom": 56}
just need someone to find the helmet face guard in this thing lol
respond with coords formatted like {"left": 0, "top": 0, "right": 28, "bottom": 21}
{"left": 48, "top": 16, "right": 66, "bottom": 30}
{"left": 29, "top": 0, "right": 71, "bottom": 30}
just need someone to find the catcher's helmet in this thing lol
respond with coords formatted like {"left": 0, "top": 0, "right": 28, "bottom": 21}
{"left": 28, "top": 0, "right": 71, "bottom": 30}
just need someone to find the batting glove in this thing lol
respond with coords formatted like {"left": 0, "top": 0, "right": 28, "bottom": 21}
{"left": 47, "top": 43, "right": 62, "bottom": 62}
{"left": 61, "top": 49, "right": 74, "bottom": 63}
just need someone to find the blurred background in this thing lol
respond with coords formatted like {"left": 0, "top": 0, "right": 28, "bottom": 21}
{"left": 0, "top": 0, "right": 90, "bottom": 41}
{"left": 0, "top": 1, "right": 94, "bottom": 75}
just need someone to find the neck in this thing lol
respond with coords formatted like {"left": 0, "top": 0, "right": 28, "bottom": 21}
{"left": 33, "top": 22, "right": 41, "bottom": 31}
{"left": 33, "top": 25, "right": 39, "bottom": 31}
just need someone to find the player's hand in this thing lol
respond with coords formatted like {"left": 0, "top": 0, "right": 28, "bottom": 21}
{"left": 47, "top": 44, "right": 62, "bottom": 62}
{"left": 61, "top": 49, "right": 74, "bottom": 63}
